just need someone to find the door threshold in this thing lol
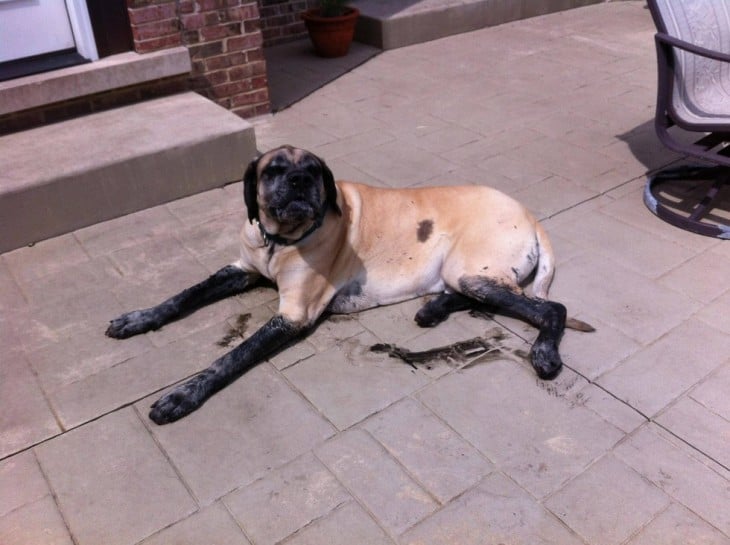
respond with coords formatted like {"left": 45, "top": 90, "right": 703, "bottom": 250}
{"left": 0, "top": 49, "right": 89, "bottom": 82}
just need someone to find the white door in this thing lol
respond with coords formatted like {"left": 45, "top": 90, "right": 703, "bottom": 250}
{"left": 0, "top": 0, "right": 97, "bottom": 63}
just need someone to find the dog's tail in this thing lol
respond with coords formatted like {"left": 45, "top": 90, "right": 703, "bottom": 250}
{"left": 532, "top": 223, "right": 595, "bottom": 333}
{"left": 566, "top": 317, "right": 595, "bottom": 332}
{"left": 531, "top": 222, "right": 555, "bottom": 300}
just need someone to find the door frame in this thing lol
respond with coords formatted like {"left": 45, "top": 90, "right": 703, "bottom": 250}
{"left": 66, "top": 0, "right": 99, "bottom": 61}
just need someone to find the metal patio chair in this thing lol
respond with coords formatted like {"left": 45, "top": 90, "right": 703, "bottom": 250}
{"left": 645, "top": 0, "right": 730, "bottom": 239}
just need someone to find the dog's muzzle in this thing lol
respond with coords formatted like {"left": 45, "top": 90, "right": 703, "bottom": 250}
{"left": 268, "top": 171, "right": 320, "bottom": 223}
{"left": 271, "top": 200, "right": 316, "bottom": 223}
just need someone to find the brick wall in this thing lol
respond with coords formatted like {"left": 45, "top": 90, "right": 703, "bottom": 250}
{"left": 127, "top": 0, "right": 270, "bottom": 118}
{"left": 1, "top": 0, "right": 272, "bottom": 134}
{"left": 127, "top": 1, "right": 182, "bottom": 52}
{"left": 259, "top": 0, "right": 318, "bottom": 46}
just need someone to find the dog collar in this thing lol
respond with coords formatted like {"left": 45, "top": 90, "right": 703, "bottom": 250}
{"left": 256, "top": 211, "right": 325, "bottom": 247}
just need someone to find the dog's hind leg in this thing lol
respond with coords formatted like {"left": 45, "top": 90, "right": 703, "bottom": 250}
{"left": 458, "top": 275, "right": 566, "bottom": 380}
{"left": 106, "top": 264, "right": 257, "bottom": 339}
{"left": 414, "top": 292, "right": 475, "bottom": 327}
{"left": 148, "top": 314, "right": 305, "bottom": 424}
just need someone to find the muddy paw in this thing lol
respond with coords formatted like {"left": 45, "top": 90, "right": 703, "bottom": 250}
{"left": 149, "top": 386, "right": 200, "bottom": 424}
{"left": 414, "top": 307, "right": 448, "bottom": 328}
{"left": 149, "top": 374, "right": 211, "bottom": 424}
{"left": 106, "top": 309, "right": 161, "bottom": 339}
{"left": 530, "top": 342, "right": 563, "bottom": 380}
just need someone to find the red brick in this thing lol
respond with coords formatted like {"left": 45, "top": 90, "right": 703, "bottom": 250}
{"left": 228, "top": 63, "right": 253, "bottom": 80}
{"left": 181, "top": 29, "right": 201, "bottom": 43}
{"left": 204, "top": 11, "right": 224, "bottom": 25}
{"left": 128, "top": 6, "right": 158, "bottom": 25}
{"left": 255, "top": 102, "right": 271, "bottom": 115}
{"left": 232, "top": 51, "right": 248, "bottom": 63}
{"left": 196, "top": 0, "right": 225, "bottom": 11}
{"left": 200, "top": 22, "right": 241, "bottom": 41}
{"left": 203, "top": 70, "right": 230, "bottom": 86}
{"left": 251, "top": 59, "right": 266, "bottom": 75}
{"left": 191, "top": 59, "right": 207, "bottom": 73}
{"left": 226, "top": 32, "right": 262, "bottom": 51}
{"left": 245, "top": 47, "right": 264, "bottom": 62}
{"left": 210, "top": 79, "right": 251, "bottom": 98}
{"left": 132, "top": 18, "right": 179, "bottom": 41}
{"left": 187, "top": 71, "right": 226, "bottom": 92}
{"left": 250, "top": 75, "right": 267, "bottom": 89}
{"left": 231, "top": 101, "right": 271, "bottom": 119}
{"left": 134, "top": 34, "right": 182, "bottom": 52}
{"left": 228, "top": 59, "right": 263, "bottom": 78}
{"left": 228, "top": 5, "right": 259, "bottom": 21}
{"left": 243, "top": 19, "right": 260, "bottom": 33}
{"left": 213, "top": 96, "right": 232, "bottom": 109}
{"left": 188, "top": 40, "right": 224, "bottom": 59}
{"left": 180, "top": 13, "right": 206, "bottom": 30}
{"left": 188, "top": 75, "right": 211, "bottom": 91}
{"left": 231, "top": 105, "right": 257, "bottom": 118}
{"left": 230, "top": 88, "right": 268, "bottom": 108}
{"left": 126, "top": 0, "right": 153, "bottom": 8}
{"left": 178, "top": 0, "right": 195, "bottom": 13}
{"left": 128, "top": 3, "right": 177, "bottom": 24}
{"left": 204, "top": 55, "right": 230, "bottom": 71}
{"left": 205, "top": 52, "right": 241, "bottom": 70}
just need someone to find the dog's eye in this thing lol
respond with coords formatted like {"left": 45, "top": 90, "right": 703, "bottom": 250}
{"left": 306, "top": 164, "right": 321, "bottom": 176}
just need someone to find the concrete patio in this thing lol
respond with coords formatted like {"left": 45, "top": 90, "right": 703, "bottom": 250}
{"left": 2, "top": 1, "right": 730, "bottom": 544}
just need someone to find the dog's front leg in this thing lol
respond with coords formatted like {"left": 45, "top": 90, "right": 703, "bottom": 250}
{"left": 149, "top": 315, "right": 305, "bottom": 424}
{"left": 106, "top": 265, "right": 256, "bottom": 339}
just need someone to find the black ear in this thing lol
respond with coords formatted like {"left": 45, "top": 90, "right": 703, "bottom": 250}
{"left": 243, "top": 156, "right": 260, "bottom": 223}
{"left": 319, "top": 157, "right": 341, "bottom": 216}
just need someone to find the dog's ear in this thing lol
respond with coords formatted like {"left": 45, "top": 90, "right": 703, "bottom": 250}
{"left": 243, "top": 155, "right": 260, "bottom": 223}
{"left": 319, "top": 156, "right": 341, "bottom": 216}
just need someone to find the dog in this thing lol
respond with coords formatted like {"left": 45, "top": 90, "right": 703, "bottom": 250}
{"left": 107, "top": 145, "right": 592, "bottom": 424}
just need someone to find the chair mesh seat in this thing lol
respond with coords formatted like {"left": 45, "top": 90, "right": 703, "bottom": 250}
{"left": 658, "top": 0, "right": 730, "bottom": 126}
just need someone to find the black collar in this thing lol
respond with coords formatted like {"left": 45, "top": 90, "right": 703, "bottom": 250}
{"left": 256, "top": 208, "right": 327, "bottom": 247}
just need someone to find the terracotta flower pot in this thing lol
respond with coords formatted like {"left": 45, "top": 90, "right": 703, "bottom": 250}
{"left": 301, "top": 7, "right": 360, "bottom": 58}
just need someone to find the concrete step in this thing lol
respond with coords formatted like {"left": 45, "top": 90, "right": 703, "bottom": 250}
{"left": 352, "top": 0, "right": 604, "bottom": 49}
{"left": 0, "top": 92, "right": 256, "bottom": 253}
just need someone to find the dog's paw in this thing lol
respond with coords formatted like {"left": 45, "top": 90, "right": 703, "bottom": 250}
{"left": 106, "top": 309, "right": 160, "bottom": 339}
{"left": 530, "top": 342, "right": 563, "bottom": 380}
{"left": 414, "top": 307, "right": 446, "bottom": 328}
{"left": 149, "top": 376, "right": 208, "bottom": 424}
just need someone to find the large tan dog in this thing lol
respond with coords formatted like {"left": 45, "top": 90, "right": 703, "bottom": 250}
{"left": 107, "top": 145, "right": 590, "bottom": 424}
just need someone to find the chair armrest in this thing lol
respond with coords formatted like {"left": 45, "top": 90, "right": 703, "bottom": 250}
{"left": 656, "top": 32, "right": 730, "bottom": 64}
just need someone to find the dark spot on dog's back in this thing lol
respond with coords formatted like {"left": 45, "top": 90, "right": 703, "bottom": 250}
{"left": 417, "top": 219, "right": 434, "bottom": 243}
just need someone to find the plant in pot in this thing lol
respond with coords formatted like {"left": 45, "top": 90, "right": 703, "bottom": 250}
{"left": 301, "top": 0, "right": 360, "bottom": 58}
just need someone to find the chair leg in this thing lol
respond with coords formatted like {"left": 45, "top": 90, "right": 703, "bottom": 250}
{"left": 644, "top": 165, "right": 730, "bottom": 239}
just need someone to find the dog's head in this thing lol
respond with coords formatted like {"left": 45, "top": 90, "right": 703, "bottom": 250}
{"left": 243, "top": 146, "right": 341, "bottom": 242}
